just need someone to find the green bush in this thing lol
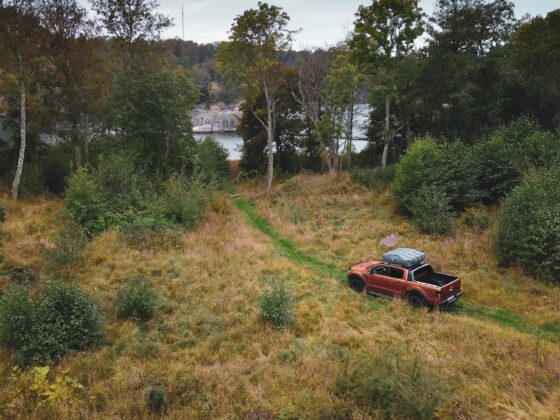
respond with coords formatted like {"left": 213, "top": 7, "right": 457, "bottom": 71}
{"left": 392, "top": 137, "right": 476, "bottom": 213}
{"left": 197, "top": 137, "right": 230, "bottom": 184}
{"left": 336, "top": 348, "right": 447, "bottom": 420}
{"left": 49, "top": 223, "right": 89, "bottom": 265}
{"left": 463, "top": 207, "right": 490, "bottom": 231}
{"left": 64, "top": 167, "right": 109, "bottom": 234}
{"left": 351, "top": 165, "right": 395, "bottom": 190}
{"left": 21, "top": 282, "right": 103, "bottom": 365}
{"left": 158, "top": 175, "right": 209, "bottom": 229}
{"left": 410, "top": 185, "right": 455, "bottom": 236}
{"left": 495, "top": 167, "right": 560, "bottom": 281}
{"left": 116, "top": 276, "right": 158, "bottom": 322}
{"left": 0, "top": 285, "right": 33, "bottom": 349}
{"left": 471, "top": 135, "right": 519, "bottom": 202}
{"left": 260, "top": 283, "right": 294, "bottom": 329}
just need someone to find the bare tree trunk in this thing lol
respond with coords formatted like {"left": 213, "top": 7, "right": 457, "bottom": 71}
{"left": 11, "top": 78, "right": 26, "bottom": 200}
{"left": 262, "top": 81, "right": 274, "bottom": 192}
{"left": 266, "top": 101, "right": 274, "bottom": 191}
{"left": 381, "top": 94, "right": 391, "bottom": 169}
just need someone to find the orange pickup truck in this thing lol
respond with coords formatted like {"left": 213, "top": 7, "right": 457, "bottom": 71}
{"left": 347, "top": 248, "right": 462, "bottom": 308}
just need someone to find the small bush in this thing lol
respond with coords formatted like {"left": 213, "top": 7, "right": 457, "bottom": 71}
{"left": 116, "top": 276, "right": 157, "bottom": 322}
{"left": 64, "top": 167, "right": 108, "bottom": 234}
{"left": 147, "top": 385, "right": 166, "bottom": 413}
{"left": 410, "top": 185, "right": 455, "bottom": 236}
{"left": 260, "top": 283, "right": 294, "bottom": 329}
{"left": 0, "top": 285, "right": 33, "bottom": 349}
{"left": 463, "top": 207, "right": 490, "bottom": 231}
{"left": 159, "top": 175, "right": 209, "bottom": 229}
{"left": 22, "top": 282, "right": 103, "bottom": 365}
{"left": 49, "top": 223, "right": 89, "bottom": 265}
{"left": 495, "top": 167, "right": 560, "bottom": 281}
{"left": 336, "top": 348, "right": 447, "bottom": 420}
{"left": 351, "top": 166, "right": 395, "bottom": 190}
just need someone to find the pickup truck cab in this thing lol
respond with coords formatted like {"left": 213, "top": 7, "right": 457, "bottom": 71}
{"left": 347, "top": 248, "right": 462, "bottom": 308}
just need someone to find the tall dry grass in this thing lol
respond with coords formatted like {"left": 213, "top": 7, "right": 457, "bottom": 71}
{"left": 0, "top": 176, "right": 559, "bottom": 418}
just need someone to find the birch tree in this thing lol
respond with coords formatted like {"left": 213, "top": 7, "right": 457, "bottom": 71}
{"left": 217, "top": 2, "right": 295, "bottom": 191}
{"left": 0, "top": 0, "right": 41, "bottom": 199}
{"left": 350, "top": 0, "right": 424, "bottom": 168}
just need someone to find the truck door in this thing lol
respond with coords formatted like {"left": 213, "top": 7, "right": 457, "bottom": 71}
{"left": 366, "top": 265, "right": 406, "bottom": 298}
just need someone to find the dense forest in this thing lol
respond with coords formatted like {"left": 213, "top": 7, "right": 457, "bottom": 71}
{"left": 1, "top": 0, "right": 560, "bottom": 418}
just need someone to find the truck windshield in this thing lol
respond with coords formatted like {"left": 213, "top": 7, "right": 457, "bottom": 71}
{"left": 412, "top": 265, "right": 433, "bottom": 281}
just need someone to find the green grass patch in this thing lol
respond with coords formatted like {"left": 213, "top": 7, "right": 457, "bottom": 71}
{"left": 234, "top": 198, "right": 341, "bottom": 278}
{"left": 455, "top": 302, "right": 560, "bottom": 341}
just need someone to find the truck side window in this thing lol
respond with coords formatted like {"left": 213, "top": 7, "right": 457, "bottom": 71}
{"left": 372, "top": 266, "right": 388, "bottom": 276}
{"left": 388, "top": 268, "right": 404, "bottom": 279}
{"left": 373, "top": 266, "right": 404, "bottom": 279}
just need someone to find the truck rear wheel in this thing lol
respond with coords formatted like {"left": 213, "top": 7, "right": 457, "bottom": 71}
{"left": 348, "top": 277, "right": 365, "bottom": 293}
{"left": 407, "top": 293, "right": 427, "bottom": 308}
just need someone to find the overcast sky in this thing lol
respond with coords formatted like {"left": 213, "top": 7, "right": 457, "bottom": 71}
{"left": 96, "top": 0, "right": 560, "bottom": 47}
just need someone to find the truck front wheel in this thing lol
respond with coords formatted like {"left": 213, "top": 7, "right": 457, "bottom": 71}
{"left": 348, "top": 277, "right": 365, "bottom": 293}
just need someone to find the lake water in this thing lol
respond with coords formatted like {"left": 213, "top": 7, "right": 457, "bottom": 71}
{"left": 195, "top": 104, "right": 371, "bottom": 161}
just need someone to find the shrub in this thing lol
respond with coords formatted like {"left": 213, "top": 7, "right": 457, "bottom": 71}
{"left": 116, "top": 276, "right": 157, "bottom": 322}
{"left": 0, "top": 285, "right": 33, "bottom": 349}
{"left": 22, "top": 282, "right": 103, "bottom": 365}
{"left": 0, "top": 202, "right": 5, "bottom": 223}
{"left": 65, "top": 155, "right": 153, "bottom": 234}
{"left": 197, "top": 137, "right": 230, "bottom": 184}
{"left": 336, "top": 348, "right": 447, "bottom": 420}
{"left": 495, "top": 167, "right": 560, "bottom": 281}
{"left": 260, "top": 283, "right": 294, "bottom": 329}
{"left": 463, "top": 207, "right": 490, "bottom": 231}
{"left": 64, "top": 167, "right": 108, "bottom": 234}
{"left": 410, "top": 185, "right": 455, "bottom": 236}
{"left": 392, "top": 137, "right": 476, "bottom": 213}
{"left": 49, "top": 223, "right": 89, "bottom": 265}
{"left": 471, "top": 135, "right": 519, "bottom": 202}
{"left": 8, "top": 283, "right": 101, "bottom": 364}
{"left": 351, "top": 165, "right": 395, "bottom": 190}
{"left": 158, "top": 175, "right": 209, "bottom": 229}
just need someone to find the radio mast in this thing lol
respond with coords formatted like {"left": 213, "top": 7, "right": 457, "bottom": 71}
{"left": 182, "top": 4, "right": 184, "bottom": 40}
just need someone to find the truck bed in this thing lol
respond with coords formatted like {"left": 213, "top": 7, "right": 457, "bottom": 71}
{"left": 412, "top": 265, "right": 458, "bottom": 287}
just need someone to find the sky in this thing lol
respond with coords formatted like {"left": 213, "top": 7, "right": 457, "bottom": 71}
{"left": 148, "top": 0, "right": 560, "bottom": 47}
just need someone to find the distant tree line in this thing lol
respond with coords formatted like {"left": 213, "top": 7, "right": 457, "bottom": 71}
{"left": 1, "top": 0, "right": 559, "bottom": 197}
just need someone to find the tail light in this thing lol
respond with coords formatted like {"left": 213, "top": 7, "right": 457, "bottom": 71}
{"left": 435, "top": 291, "right": 442, "bottom": 300}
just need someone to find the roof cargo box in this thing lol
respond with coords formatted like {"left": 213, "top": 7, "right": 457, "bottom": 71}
{"left": 382, "top": 248, "right": 426, "bottom": 268}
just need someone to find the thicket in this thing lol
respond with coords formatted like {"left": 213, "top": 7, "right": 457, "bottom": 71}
{"left": 392, "top": 119, "right": 560, "bottom": 236}
{"left": 495, "top": 167, "right": 560, "bottom": 281}
{"left": 0, "top": 282, "right": 102, "bottom": 365}
{"left": 64, "top": 154, "right": 213, "bottom": 236}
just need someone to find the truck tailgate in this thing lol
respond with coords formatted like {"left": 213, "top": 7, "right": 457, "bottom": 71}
{"left": 439, "top": 278, "right": 461, "bottom": 302}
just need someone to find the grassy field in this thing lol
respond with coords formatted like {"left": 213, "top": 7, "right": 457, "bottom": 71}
{"left": 1, "top": 174, "right": 560, "bottom": 418}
